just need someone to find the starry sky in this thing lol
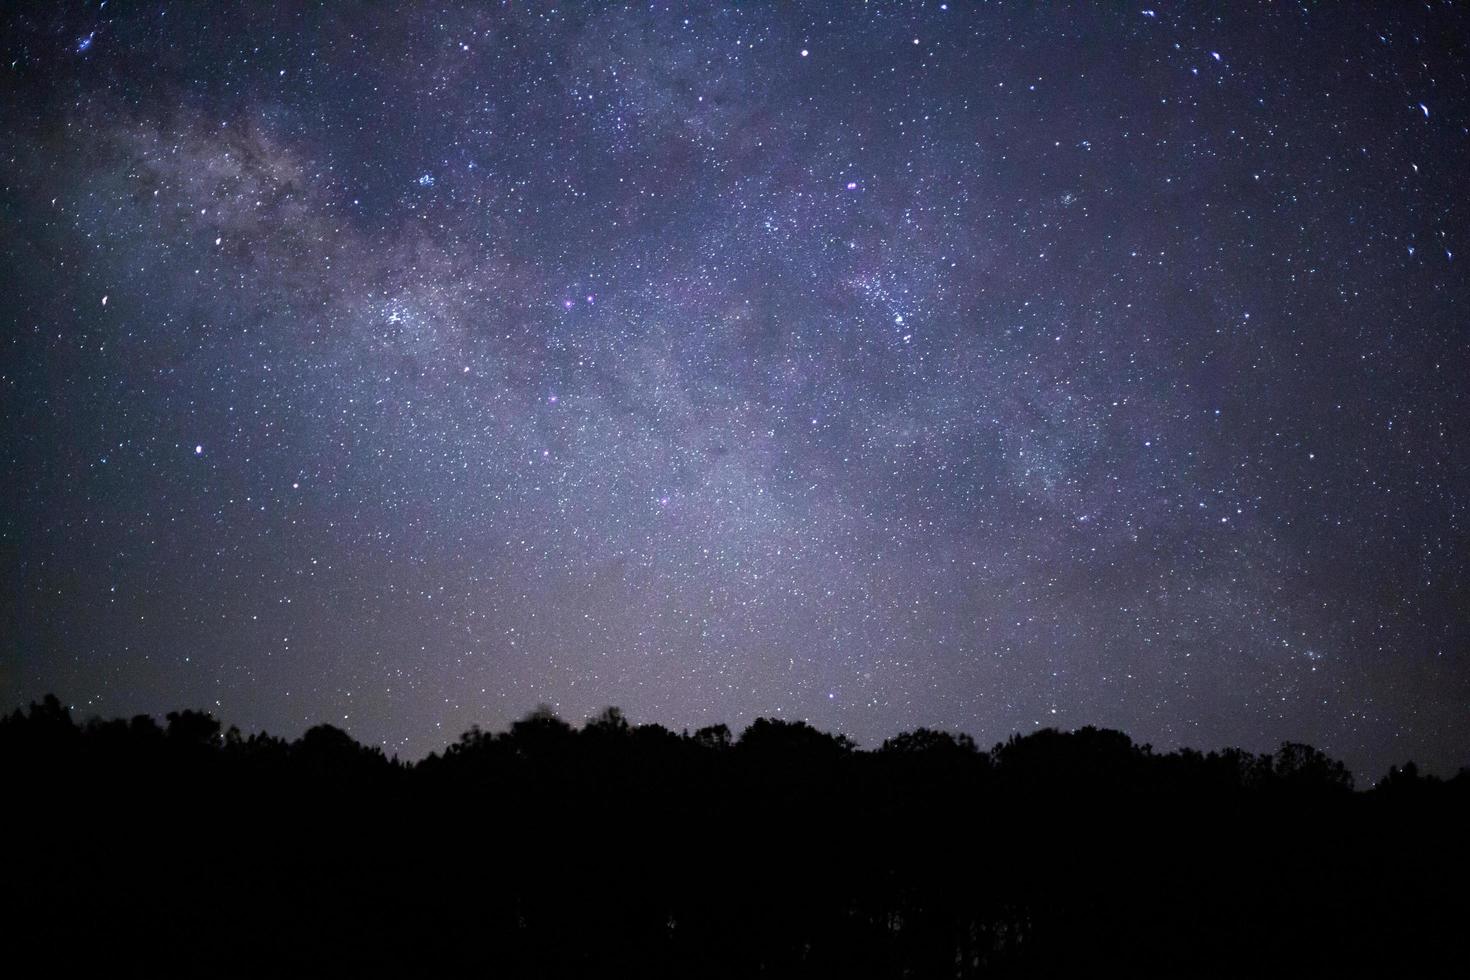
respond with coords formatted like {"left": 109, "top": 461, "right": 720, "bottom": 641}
{"left": 2, "top": 1, "right": 1466, "bottom": 778}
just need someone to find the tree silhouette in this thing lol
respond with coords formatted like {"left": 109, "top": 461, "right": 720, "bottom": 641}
{"left": 691, "top": 723, "right": 732, "bottom": 750}
{"left": 2, "top": 694, "right": 1466, "bottom": 976}
{"left": 878, "top": 727, "right": 979, "bottom": 756}
{"left": 165, "top": 708, "right": 222, "bottom": 747}
{"left": 1271, "top": 740, "right": 1355, "bottom": 792}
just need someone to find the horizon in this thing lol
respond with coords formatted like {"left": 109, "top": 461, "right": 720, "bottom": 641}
{"left": 11, "top": 692, "right": 1460, "bottom": 786}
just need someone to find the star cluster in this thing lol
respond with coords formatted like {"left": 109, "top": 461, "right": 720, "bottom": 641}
{"left": 2, "top": 2, "right": 1466, "bottom": 777}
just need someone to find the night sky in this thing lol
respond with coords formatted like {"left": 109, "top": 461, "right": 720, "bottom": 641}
{"left": 3, "top": 2, "right": 1466, "bottom": 779}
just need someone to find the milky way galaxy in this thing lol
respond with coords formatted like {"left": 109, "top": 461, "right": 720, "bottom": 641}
{"left": 3, "top": 2, "right": 1466, "bottom": 778}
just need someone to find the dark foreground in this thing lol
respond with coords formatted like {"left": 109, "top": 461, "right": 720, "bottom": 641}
{"left": 6, "top": 697, "right": 1467, "bottom": 976}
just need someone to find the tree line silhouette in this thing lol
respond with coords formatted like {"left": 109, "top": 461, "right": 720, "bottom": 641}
{"left": 6, "top": 695, "right": 1467, "bottom": 975}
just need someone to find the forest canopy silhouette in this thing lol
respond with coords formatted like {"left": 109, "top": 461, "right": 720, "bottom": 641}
{"left": 7, "top": 695, "right": 1468, "bottom": 975}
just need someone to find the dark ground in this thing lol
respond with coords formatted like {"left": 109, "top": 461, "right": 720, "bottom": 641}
{"left": 6, "top": 697, "right": 1467, "bottom": 976}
